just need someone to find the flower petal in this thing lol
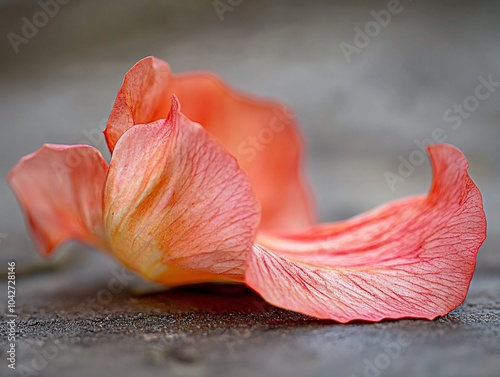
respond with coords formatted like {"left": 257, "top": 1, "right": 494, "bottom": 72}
{"left": 8, "top": 145, "right": 109, "bottom": 255}
{"left": 104, "top": 56, "right": 316, "bottom": 232}
{"left": 104, "top": 98, "right": 260, "bottom": 285}
{"left": 246, "top": 145, "right": 486, "bottom": 322}
{"left": 104, "top": 57, "right": 174, "bottom": 153}
{"left": 174, "top": 73, "right": 316, "bottom": 231}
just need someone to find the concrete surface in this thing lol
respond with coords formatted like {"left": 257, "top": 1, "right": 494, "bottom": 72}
{"left": 0, "top": 255, "right": 499, "bottom": 377}
{"left": 0, "top": 1, "right": 499, "bottom": 376}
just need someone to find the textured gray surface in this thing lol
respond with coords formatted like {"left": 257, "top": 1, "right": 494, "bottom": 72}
{"left": 0, "top": 257, "right": 499, "bottom": 377}
{"left": 0, "top": 1, "right": 499, "bottom": 376}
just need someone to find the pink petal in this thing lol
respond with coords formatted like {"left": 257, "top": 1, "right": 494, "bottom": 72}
{"left": 104, "top": 57, "right": 174, "bottom": 153}
{"left": 8, "top": 145, "right": 109, "bottom": 255}
{"left": 104, "top": 98, "right": 260, "bottom": 285}
{"left": 246, "top": 145, "right": 486, "bottom": 322}
{"left": 104, "top": 56, "right": 316, "bottom": 232}
{"left": 174, "top": 73, "right": 316, "bottom": 231}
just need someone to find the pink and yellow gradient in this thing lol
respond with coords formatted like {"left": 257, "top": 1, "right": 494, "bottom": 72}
{"left": 7, "top": 57, "right": 486, "bottom": 322}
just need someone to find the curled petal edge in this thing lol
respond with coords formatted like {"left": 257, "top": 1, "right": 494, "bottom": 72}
{"left": 246, "top": 144, "right": 486, "bottom": 322}
{"left": 7, "top": 144, "right": 109, "bottom": 256}
{"left": 104, "top": 56, "right": 316, "bottom": 232}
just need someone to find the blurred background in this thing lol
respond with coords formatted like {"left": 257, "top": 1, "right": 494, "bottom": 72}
{"left": 0, "top": 0, "right": 498, "bottom": 269}
{"left": 0, "top": 1, "right": 499, "bottom": 376}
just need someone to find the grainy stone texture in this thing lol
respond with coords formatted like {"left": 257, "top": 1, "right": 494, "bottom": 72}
{"left": 0, "top": 1, "right": 499, "bottom": 376}
{"left": 0, "top": 256, "right": 499, "bottom": 377}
